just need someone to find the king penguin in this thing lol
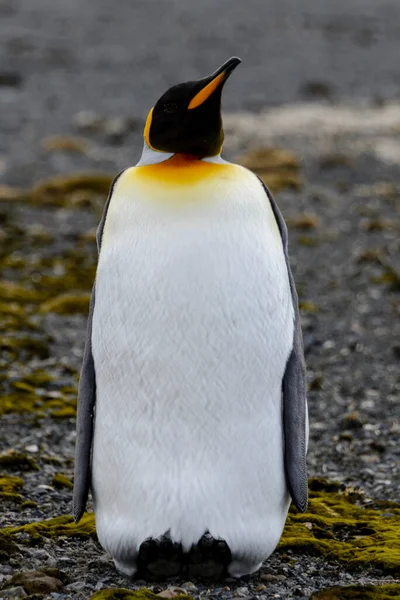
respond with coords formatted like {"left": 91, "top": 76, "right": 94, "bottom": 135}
{"left": 73, "top": 57, "right": 308, "bottom": 580}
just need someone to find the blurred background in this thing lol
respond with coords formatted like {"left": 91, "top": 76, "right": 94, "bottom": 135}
{"left": 1, "top": 0, "right": 400, "bottom": 182}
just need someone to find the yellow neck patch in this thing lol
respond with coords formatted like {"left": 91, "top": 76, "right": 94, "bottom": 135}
{"left": 135, "top": 154, "right": 231, "bottom": 186}
{"left": 124, "top": 155, "right": 238, "bottom": 196}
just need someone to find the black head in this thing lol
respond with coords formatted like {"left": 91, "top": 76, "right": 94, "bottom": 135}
{"left": 144, "top": 57, "right": 241, "bottom": 158}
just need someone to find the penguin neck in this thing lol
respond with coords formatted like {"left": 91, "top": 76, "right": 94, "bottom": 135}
{"left": 136, "top": 142, "right": 227, "bottom": 167}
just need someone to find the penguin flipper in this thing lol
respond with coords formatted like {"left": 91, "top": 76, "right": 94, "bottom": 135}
{"left": 258, "top": 179, "right": 308, "bottom": 512}
{"left": 73, "top": 286, "right": 97, "bottom": 522}
{"left": 73, "top": 172, "right": 124, "bottom": 522}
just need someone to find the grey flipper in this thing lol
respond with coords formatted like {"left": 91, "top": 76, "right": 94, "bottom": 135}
{"left": 258, "top": 178, "right": 308, "bottom": 512}
{"left": 73, "top": 171, "right": 124, "bottom": 522}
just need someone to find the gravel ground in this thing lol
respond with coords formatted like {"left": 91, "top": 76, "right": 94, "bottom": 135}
{"left": 1, "top": 1, "right": 400, "bottom": 599}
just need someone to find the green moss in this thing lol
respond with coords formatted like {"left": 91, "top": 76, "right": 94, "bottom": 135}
{"left": 3, "top": 513, "right": 95, "bottom": 542}
{"left": 371, "top": 266, "right": 400, "bottom": 292}
{"left": 50, "top": 407, "right": 76, "bottom": 418}
{"left": 287, "top": 214, "right": 319, "bottom": 230}
{"left": 12, "top": 381, "right": 36, "bottom": 393}
{"left": 39, "top": 293, "right": 91, "bottom": 315}
{"left": 279, "top": 478, "right": 400, "bottom": 574}
{"left": 0, "top": 531, "right": 18, "bottom": 561}
{"left": 0, "top": 475, "right": 24, "bottom": 502}
{"left": 0, "top": 301, "right": 27, "bottom": 317}
{"left": 52, "top": 473, "right": 73, "bottom": 490}
{"left": 91, "top": 590, "right": 193, "bottom": 600}
{"left": 23, "top": 370, "right": 55, "bottom": 387}
{"left": 0, "top": 184, "right": 27, "bottom": 202}
{"left": 21, "top": 500, "right": 39, "bottom": 509}
{"left": 311, "top": 584, "right": 400, "bottom": 599}
{"left": 0, "top": 281, "right": 45, "bottom": 303}
{"left": 298, "top": 235, "right": 320, "bottom": 247}
{"left": 238, "top": 146, "right": 303, "bottom": 193}
{"left": 0, "top": 393, "right": 40, "bottom": 416}
{"left": 0, "top": 390, "right": 76, "bottom": 418}
{"left": 364, "top": 218, "right": 395, "bottom": 232}
{"left": 0, "top": 450, "right": 39, "bottom": 471}
{"left": 0, "top": 334, "right": 50, "bottom": 360}
{"left": 31, "top": 173, "right": 113, "bottom": 206}
{"left": 41, "top": 135, "right": 90, "bottom": 154}
{"left": 357, "top": 248, "right": 385, "bottom": 264}
{"left": 299, "top": 301, "right": 319, "bottom": 313}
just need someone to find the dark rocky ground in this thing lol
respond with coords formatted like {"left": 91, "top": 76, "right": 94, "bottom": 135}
{"left": 1, "top": 1, "right": 400, "bottom": 599}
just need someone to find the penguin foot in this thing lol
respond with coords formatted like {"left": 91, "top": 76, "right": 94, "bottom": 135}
{"left": 137, "top": 534, "right": 182, "bottom": 579}
{"left": 187, "top": 533, "right": 231, "bottom": 580}
{"left": 136, "top": 532, "right": 231, "bottom": 580}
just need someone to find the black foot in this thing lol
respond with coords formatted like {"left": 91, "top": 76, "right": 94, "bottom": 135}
{"left": 137, "top": 534, "right": 183, "bottom": 579}
{"left": 187, "top": 533, "right": 231, "bottom": 579}
{"left": 136, "top": 532, "right": 231, "bottom": 580}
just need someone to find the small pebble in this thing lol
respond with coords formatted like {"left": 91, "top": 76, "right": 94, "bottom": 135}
{"left": 0, "top": 565, "right": 14, "bottom": 575}
{"left": 0, "top": 588, "right": 26, "bottom": 599}
{"left": 235, "top": 586, "right": 250, "bottom": 597}
{"left": 260, "top": 574, "right": 286, "bottom": 582}
{"left": 25, "top": 444, "right": 39, "bottom": 453}
{"left": 66, "top": 581, "right": 87, "bottom": 591}
{"left": 37, "top": 484, "right": 55, "bottom": 493}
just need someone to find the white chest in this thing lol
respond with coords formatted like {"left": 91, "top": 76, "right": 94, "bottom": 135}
{"left": 91, "top": 164, "right": 294, "bottom": 556}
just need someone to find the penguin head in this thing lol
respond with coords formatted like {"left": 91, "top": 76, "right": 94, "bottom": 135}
{"left": 144, "top": 57, "right": 241, "bottom": 158}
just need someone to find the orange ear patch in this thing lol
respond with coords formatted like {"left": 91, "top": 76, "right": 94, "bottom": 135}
{"left": 144, "top": 107, "right": 156, "bottom": 150}
{"left": 188, "top": 72, "right": 225, "bottom": 109}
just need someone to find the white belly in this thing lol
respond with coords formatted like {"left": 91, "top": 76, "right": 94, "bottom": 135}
{"left": 91, "top": 164, "right": 294, "bottom": 573}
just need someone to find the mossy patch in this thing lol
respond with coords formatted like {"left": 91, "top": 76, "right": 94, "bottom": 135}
{"left": 0, "top": 301, "right": 27, "bottom": 318}
{"left": 279, "top": 478, "right": 400, "bottom": 574}
{"left": 52, "top": 473, "right": 73, "bottom": 490}
{"left": 91, "top": 590, "right": 193, "bottom": 600}
{"left": 286, "top": 214, "right": 319, "bottom": 230}
{"left": 363, "top": 218, "right": 399, "bottom": 232}
{"left": 0, "top": 281, "right": 45, "bottom": 303}
{"left": 21, "top": 500, "right": 39, "bottom": 509}
{"left": 39, "top": 292, "right": 91, "bottom": 315}
{"left": 299, "top": 301, "right": 319, "bottom": 313}
{"left": 22, "top": 370, "right": 55, "bottom": 387}
{"left": 357, "top": 248, "right": 385, "bottom": 265}
{"left": 371, "top": 266, "right": 400, "bottom": 292}
{"left": 0, "top": 475, "right": 24, "bottom": 502}
{"left": 0, "top": 392, "right": 42, "bottom": 416}
{"left": 0, "top": 450, "right": 39, "bottom": 471}
{"left": 311, "top": 583, "right": 400, "bottom": 599}
{"left": 0, "top": 531, "right": 18, "bottom": 561}
{"left": 238, "top": 147, "right": 303, "bottom": 193}
{"left": 3, "top": 513, "right": 95, "bottom": 542}
{"left": 31, "top": 173, "right": 112, "bottom": 206}
{"left": 0, "top": 390, "right": 77, "bottom": 418}
{"left": 298, "top": 235, "right": 320, "bottom": 247}
{"left": 0, "top": 334, "right": 50, "bottom": 360}
{"left": 41, "top": 135, "right": 90, "bottom": 154}
{"left": 0, "top": 184, "right": 27, "bottom": 202}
